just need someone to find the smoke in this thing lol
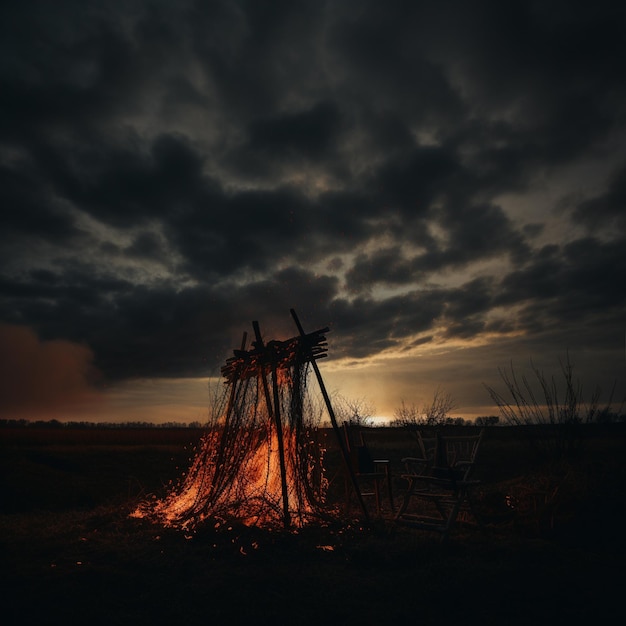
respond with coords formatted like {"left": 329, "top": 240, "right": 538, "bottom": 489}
{"left": 0, "top": 324, "right": 103, "bottom": 419}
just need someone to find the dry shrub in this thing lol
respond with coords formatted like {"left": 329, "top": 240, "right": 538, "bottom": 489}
{"left": 484, "top": 353, "right": 617, "bottom": 460}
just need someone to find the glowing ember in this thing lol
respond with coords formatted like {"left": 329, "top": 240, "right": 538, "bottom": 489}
{"left": 134, "top": 425, "right": 327, "bottom": 529}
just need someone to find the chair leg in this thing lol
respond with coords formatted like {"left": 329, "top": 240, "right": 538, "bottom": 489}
{"left": 466, "top": 493, "right": 484, "bottom": 529}
{"left": 394, "top": 477, "right": 414, "bottom": 520}
{"left": 374, "top": 479, "right": 381, "bottom": 514}
{"left": 386, "top": 467, "right": 394, "bottom": 513}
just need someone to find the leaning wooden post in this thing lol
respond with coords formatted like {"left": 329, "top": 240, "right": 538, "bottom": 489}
{"left": 252, "top": 321, "right": 291, "bottom": 529}
{"left": 289, "top": 308, "right": 370, "bottom": 521}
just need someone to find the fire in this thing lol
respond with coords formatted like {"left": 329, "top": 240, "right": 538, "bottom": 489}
{"left": 133, "top": 314, "right": 337, "bottom": 531}
{"left": 133, "top": 423, "right": 328, "bottom": 530}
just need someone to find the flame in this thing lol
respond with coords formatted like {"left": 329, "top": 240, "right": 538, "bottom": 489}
{"left": 133, "top": 424, "right": 327, "bottom": 530}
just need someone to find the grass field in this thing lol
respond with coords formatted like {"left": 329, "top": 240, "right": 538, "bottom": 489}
{"left": 1, "top": 424, "right": 625, "bottom": 625}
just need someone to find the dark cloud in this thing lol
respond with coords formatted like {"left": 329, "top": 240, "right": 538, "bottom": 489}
{"left": 125, "top": 232, "right": 166, "bottom": 260}
{"left": 573, "top": 163, "right": 626, "bottom": 233}
{"left": 1, "top": 0, "right": 625, "bottom": 416}
{"left": 345, "top": 201, "right": 530, "bottom": 292}
{"left": 496, "top": 237, "right": 626, "bottom": 333}
{"left": 372, "top": 145, "right": 461, "bottom": 213}
{"left": 440, "top": 202, "right": 531, "bottom": 266}
{"left": 247, "top": 101, "right": 343, "bottom": 162}
{"left": 85, "top": 267, "right": 339, "bottom": 380}
{"left": 0, "top": 159, "right": 78, "bottom": 242}
{"left": 345, "top": 249, "right": 421, "bottom": 291}
{"left": 0, "top": 4, "right": 137, "bottom": 138}
{"left": 327, "top": 290, "right": 447, "bottom": 359}
{"left": 40, "top": 133, "right": 210, "bottom": 229}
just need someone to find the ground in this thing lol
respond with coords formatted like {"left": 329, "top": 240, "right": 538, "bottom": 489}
{"left": 1, "top": 425, "right": 624, "bottom": 625}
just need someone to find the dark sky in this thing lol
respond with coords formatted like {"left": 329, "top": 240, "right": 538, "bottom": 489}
{"left": 1, "top": 0, "right": 625, "bottom": 421}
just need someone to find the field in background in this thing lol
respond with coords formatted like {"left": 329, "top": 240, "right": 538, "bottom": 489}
{"left": 1, "top": 424, "right": 625, "bottom": 625}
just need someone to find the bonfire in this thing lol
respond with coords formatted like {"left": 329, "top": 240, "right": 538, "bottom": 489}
{"left": 133, "top": 310, "right": 358, "bottom": 530}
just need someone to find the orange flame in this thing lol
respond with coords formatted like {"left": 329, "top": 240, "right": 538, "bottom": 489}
{"left": 133, "top": 425, "right": 327, "bottom": 530}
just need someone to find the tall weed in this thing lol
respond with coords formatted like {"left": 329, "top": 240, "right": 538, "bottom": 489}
{"left": 484, "top": 354, "right": 616, "bottom": 459}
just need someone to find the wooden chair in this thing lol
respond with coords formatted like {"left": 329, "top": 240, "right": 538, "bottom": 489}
{"left": 343, "top": 424, "right": 394, "bottom": 515}
{"left": 395, "top": 429, "right": 484, "bottom": 541}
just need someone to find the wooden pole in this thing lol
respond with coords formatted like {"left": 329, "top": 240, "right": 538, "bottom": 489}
{"left": 289, "top": 308, "right": 370, "bottom": 521}
{"left": 252, "top": 321, "right": 291, "bottom": 529}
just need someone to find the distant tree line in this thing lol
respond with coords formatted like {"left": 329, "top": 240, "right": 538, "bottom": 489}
{"left": 474, "top": 415, "right": 500, "bottom": 427}
{"left": 0, "top": 419, "right": 206, "bottom": 429}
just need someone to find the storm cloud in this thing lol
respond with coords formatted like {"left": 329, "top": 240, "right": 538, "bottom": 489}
{"left": 1, "top": 0, "right": 625, "bottom": 418}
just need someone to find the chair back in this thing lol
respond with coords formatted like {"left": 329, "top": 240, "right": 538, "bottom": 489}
{"left": 343, "top": 424, "right": 375, "bottom": 473}
{"left": 417, "top": 433, "right": 438, "bottom": 465}
{"left": 430, "top": 429, "right": 484, "bottom": 481}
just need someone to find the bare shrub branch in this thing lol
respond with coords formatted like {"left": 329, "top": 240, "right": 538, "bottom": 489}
{"left": 484, "top": 353, "right": 618, "bottom": 458}
{"left": 393, "top": 387, "right": 457, "bottom": 427}
{"left": 332, "top": 393, "right": 375, "bottom": 426}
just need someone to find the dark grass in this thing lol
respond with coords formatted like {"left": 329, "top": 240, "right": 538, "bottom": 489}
{"left": 1, "top": 425, "right": 625, "bottom": 625}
